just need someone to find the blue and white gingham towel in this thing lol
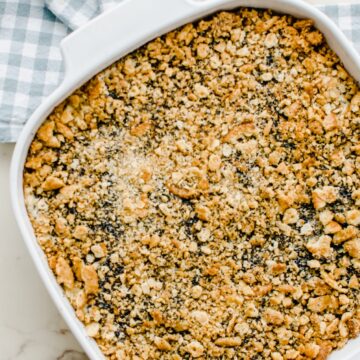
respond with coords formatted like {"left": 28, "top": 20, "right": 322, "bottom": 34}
{"left": 0, "top": 1, "right": 359, "bottom": 142}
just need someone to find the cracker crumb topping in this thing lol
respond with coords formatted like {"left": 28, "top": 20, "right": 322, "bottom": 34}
{"left": 24, "top": 9, "right": 360, "bottom": 360}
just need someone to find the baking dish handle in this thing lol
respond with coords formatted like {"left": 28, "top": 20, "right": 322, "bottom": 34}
{"left": 60, "top": 0, "right": 214, "bottom": 87}
{"left": 56, "top": 0, "right": 315, "bottom": 87}
{"left": 60, "top": 0, "right": 360, "bottom": 87}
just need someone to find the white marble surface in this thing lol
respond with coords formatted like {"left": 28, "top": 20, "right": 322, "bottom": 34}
{"left": 0, "top": 1, "right": 359, "bottom": 359}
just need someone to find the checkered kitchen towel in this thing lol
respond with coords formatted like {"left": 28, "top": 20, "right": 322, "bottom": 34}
{"left": 0, "top": 1, "right": 359, "bottom": 142}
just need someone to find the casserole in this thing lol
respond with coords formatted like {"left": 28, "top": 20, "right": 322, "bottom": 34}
{"left": 10, "top": 0, "right": 360, "bottom": 359}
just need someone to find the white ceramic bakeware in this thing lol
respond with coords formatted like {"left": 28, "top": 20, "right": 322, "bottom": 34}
{"left": 10, "top": 0, "right": 360, "bottom": 359}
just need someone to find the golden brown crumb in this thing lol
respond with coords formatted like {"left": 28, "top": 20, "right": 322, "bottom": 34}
{"left": 24, "top": 8, "right": 360, "bottom": 360}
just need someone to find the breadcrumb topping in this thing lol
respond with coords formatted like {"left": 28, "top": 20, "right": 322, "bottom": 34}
{"left": 24, "top": 9, "right": 360, "bottom": 360}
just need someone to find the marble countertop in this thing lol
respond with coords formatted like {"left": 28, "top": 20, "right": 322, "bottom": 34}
{"left": 0, "top": 1, "right": 359, "bottom": 359}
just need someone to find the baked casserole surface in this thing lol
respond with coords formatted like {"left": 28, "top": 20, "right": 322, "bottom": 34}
{"left": 24, "top": 9, "right": 360, "bottom": 360}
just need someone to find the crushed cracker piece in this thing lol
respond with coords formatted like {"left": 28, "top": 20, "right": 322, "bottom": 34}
{"left": 55, "top": 257, "right": 74, "bottom": 289}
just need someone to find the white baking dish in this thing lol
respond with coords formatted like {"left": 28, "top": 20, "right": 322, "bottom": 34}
{"left": 10, "top": 0, "right": 360, "bottom": 359}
